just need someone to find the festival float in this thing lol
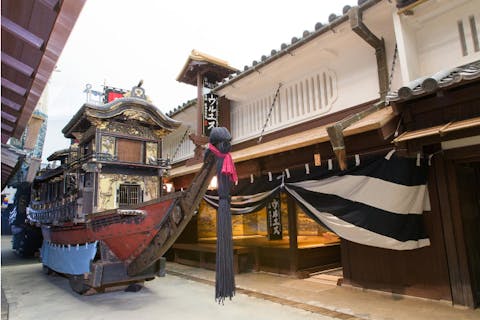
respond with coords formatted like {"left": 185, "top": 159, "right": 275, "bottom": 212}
{"left": 28, "top": 83, "right": 219, "bottom": 295}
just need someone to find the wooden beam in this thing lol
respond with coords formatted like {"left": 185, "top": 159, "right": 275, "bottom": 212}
{"left": 1, "top": 96, "right": 22, "bottom": 111}
{"left": 39, "top": 0, "right": 60, "bottom": 11}
{"left": 1, "top": 122, "right": 14, "bottom": 132}
{"left": 12, "top": 0, "right": 87, "bottom": 142}
{"left": 1, "top": 17, "right": 44, "bottom": 50}
{"left": 1, "top": 111, "right": 17, "bottom": 123}
{"left": 349, "top": 6, "right": 382, "bottom": 49}
{"left": 2, "top": 133, "right": 11, "bottom": 144}
{"left": 349, "top": 6, "right": 388, "bottom": 99}
{"left": 1, "top": 52, "right": 34, "bottom": 77}
{"left": 1, "top": 77, "right": 27, "bottom": 96}
{"left": 287, "top": 195, "right": 299, "bottom": 274}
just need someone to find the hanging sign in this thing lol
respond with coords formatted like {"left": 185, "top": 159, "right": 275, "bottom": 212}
{"left": 203, "top": 93, "right": 218, "bottom": 136}
{"left": 266, "top": 195, "right": 282, "bottom": 240}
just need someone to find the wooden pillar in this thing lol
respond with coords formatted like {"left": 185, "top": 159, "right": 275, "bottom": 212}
{"left": 158, "top": 169, "right": 163, "bottom": 197}
{"left": 433, "top": 155, "right": 474, "bottom": 307}
{"left": 287, "top": 195, "right": 299, "bottom": 274}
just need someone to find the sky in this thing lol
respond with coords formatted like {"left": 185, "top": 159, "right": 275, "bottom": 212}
{"left": 42, "top": 0, "right": 359, "bottom": 161}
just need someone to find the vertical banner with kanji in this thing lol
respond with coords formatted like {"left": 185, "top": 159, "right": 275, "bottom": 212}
{"left": 203, "top": 92, "right": 218, "bottom": 136}
{"left": 266, "top": 195, "right": 282, "bottom": 240}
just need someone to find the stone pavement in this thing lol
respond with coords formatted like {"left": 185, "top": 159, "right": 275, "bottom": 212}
{"left": 166, "top": 262, "right": 480, "bottom": 320}
{"left": 2, "top": 231, "right": 479, "bottom": 320}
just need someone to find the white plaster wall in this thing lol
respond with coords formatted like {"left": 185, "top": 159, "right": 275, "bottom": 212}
{"left": 221, "top": 1, "right": 397, "bottom": 143}
{"left": 171, "top": 105, "right": 196, "bottom": 127}
{"left": 397, "top": 0, "right": 480, "bottom": 79}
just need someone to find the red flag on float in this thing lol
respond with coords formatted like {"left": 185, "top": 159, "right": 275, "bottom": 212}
{"left": 107, "top": 91, "right": 124, "bottom": 102}
{"left": 103, "top": 86, "right": 127, "bottom": 103}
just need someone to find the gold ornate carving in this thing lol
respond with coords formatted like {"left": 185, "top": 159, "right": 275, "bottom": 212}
{"left": 123, "top": 110, "right": 151, "bottom": 124}
{"left": 97, "top": 174, "right": 159, "bottom": 211}
{"left": 104, "top": 121, "right": 156, "bottom": 139}
{"left": 145, "top": 142, "right": 157, "bottom": 164}
{"left": 87, "top": 116, "right": 107, "bottom": 129}
{"left": 101, "top": 136, "right": 116, "bottom": 156}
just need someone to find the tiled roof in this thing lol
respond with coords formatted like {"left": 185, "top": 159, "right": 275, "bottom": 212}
{"left": 166, "top": 99, "right": 196, "bottom": 118}
{"left": 167, "top": 0, "right": 381, "bottom": 117}
{"left": 213, "top": 0, "right": 380, "bottom": 92}
{"left": 387, "top": 60, "right": 480, "bottom": 102}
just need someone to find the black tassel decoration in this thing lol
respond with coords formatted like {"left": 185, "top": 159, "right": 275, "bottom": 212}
{"left": 207, "top": 127, "right": 237, "bottom": 303}
{"left": 215, "top": 172, "right": 235, "bottom": 303}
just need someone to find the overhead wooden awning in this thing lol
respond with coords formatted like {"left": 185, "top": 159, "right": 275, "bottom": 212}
{"left": 1, "top": 0, "right": 86, "bottom": 188}
{"left": 1, "top": 0, "right": 86, "bottom": 144}
{"left": 393, "top": 117, "right": 480, "bottom": 151}
{"left": 169, "top": 107, "right": 397, "bottom": 178}
{"left": 393, "top": 117, "right": 480, "bottom": 146}
{"left": 1, "top": 144, "right": 26, "bottom": 190}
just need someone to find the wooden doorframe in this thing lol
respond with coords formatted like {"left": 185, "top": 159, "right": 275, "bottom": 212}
{"left": 433, "top": 145, "right": 480, "bottom": 307}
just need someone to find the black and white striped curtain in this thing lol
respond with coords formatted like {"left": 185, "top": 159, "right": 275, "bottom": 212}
{"left": 203, "top": 151, "right": 431, "bottom": 250}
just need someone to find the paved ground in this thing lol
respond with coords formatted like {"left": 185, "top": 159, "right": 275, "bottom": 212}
{"left": 1, "top": 236, "right": 334, "bottom": 320}
{"left": 2, "top": 235, "right": 480, "bottom": 320}
{"left": 168, "top": 263, "right": 480, "bottom": 320}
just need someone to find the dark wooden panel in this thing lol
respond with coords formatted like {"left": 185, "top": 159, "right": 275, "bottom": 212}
{"left": 254, "top": 245, "right": 340, "bottom": 276}
{"left": 394, "top": 81, "right": 480, "bottom": 131}
{"left": 117, "top": 138, "right": 142, "bottom": 163}
{"left": 297, "top": 245, "right": 340, "bottom": 270}
{"left": 444, "top": 158, "right": 476, "bottom": 307}
{"left": 456, "top": 162, "right": 480, "bottom": 307}
{"left": 172, "top": 243, "right": 253, "bottom": 274}
{"left": 218, "top": 96, "right": 231, "bottom": 131}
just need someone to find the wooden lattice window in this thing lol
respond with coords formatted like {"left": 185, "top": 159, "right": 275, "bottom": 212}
{"left": 118, "top": 184, "right": 142, "bottom": 206}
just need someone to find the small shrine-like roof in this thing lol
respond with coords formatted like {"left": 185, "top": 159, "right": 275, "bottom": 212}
{"left": 176, "top": 49, "right": 238, "bottom": 87}
{"left": 62, "top": 86, "right": 181, "bottom": 139}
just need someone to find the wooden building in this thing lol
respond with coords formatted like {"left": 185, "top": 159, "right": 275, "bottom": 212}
{"left": 162, "top": 0, "right": 480, "bottom": 308}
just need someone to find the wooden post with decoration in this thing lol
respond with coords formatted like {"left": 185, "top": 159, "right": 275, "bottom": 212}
{"left": 176, "top": 50, "right": 238, "bottom": 165}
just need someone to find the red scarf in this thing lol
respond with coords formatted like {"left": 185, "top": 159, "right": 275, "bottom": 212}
{"left": 208, "top": 143, "right": 238, "bottom": 183}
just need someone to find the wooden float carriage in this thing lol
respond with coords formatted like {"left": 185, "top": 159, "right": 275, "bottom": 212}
{"left": 28, "top": 84, "right": 216, "bottom": 294}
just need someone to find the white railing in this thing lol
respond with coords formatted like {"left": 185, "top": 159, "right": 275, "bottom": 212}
{"left": 231, "top": 69, "right": 337, "bottom": 143}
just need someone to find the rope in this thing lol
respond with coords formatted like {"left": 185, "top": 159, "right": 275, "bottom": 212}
{"left": 387, "top": 43, "right": 398, "bottom": 100}
{"left": 257, "top": 83, "right": 282, "bottom": 143}
{"left": 170, "top": 126, "right": 190, "bottom": 161}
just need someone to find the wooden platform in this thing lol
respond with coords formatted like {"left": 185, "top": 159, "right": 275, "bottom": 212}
{"left": 172, "top": 236, "right": 341, "bottom": 277}
{"left": 172, "top": 243, "right": 253, "bottom": 274}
